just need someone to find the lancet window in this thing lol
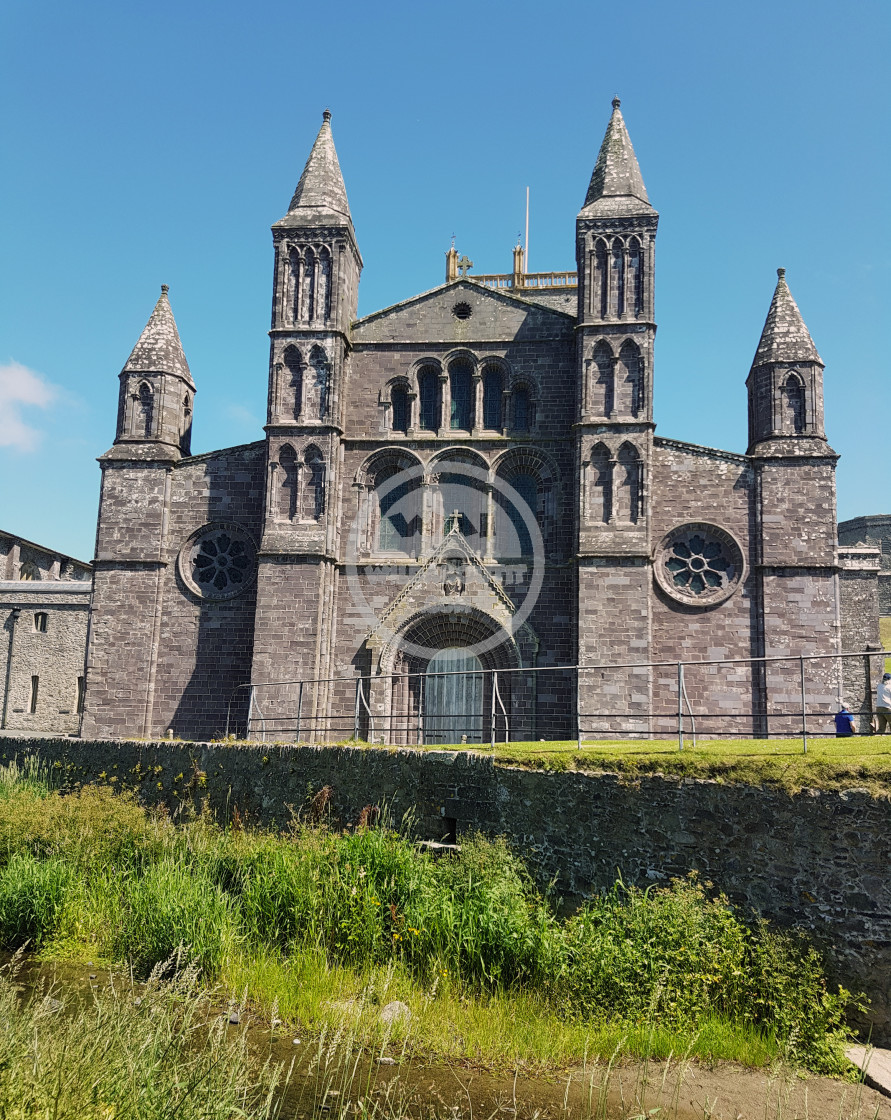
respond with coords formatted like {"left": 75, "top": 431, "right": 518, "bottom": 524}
{"left": 449, "top": 361, "right": 473, "bottom": 430}
{"left": 418, "top": 367, "right": 440, "bottom": 432}
{"left": 589, "top": 443, "right": 612, "bottom": 523}
{"left": 284, "top": 346, "right": 303, "bottom": 420}
{"left": 614, "top": 442, "right": 643, "bottom": 523}
{"left": 136, "top": 382, "right": 154, "bottom": 438}
{"left": 278, "top": 444, "right": 299, "bottom": 520}
{"left": 302, "top": 446, "right": 326, "bottom": 520}
{"left": 782, "top": 373, "right": 806, "bottom": 434}
{"left": 391, "top": 385, "right": 409, "bottom": 433}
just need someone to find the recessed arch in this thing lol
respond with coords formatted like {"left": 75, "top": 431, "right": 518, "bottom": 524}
{"left": 782, "top": 371, "right": 806, "bottom": 434}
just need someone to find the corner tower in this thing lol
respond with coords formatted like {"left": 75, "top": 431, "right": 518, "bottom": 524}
{"left": 575, "top": 99, "right": 658, "bottom": 733}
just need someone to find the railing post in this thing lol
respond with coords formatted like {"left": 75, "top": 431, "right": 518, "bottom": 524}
{"left": 800, "top": 656, "right": 808, "bottom": 755}
{"left": 295, "top": 681, "right": 303, "bottom": 743}
{"left": 490, "top": 670, "right": 497, "bottom": 751}
{"left": 247, "top": 685, "right": 256, "bottom": 740}
{"left": 354, "top": 678, "right": 362, "bottom": 741}
{"left": 677, "top": 663, "right": 684, "bottom": 752}
{"left": 576, "top": 666, "right": 582, "bottom": 751}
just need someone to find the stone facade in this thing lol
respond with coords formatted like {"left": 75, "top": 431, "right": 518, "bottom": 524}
{"left": 81, "top": 102, "right": 881, "bottom": 742}
{"left": 839, "top": 515, "right": 891, "bottom": 617}
{"left": 9, "top": 734, "right": 891, "bottom": 1043}
{"left": 0, "top": 531, "right": 92, "bottom": 734}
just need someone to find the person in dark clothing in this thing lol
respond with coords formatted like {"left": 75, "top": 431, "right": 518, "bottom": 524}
{"left": 834, "top": 706, "right": 856, "bottom": 737}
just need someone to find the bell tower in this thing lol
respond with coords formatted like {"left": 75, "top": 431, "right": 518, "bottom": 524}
{"left": 252, "top": 111, "right": 362, "bottom": 705}
{"left": 574, "top": 99, "right": 658, "bottom": 735}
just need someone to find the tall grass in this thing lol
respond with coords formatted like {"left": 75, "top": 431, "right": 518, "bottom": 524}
{"left": 0, "top": 757, "right": 862, "bottom": 1076}
{"left": 0, "top": 954, "right": 288, "bottom": 1120}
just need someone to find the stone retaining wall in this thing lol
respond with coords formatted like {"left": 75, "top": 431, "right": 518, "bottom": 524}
{"left": 4, "top": 735, "right": 890, "bottom": 1042}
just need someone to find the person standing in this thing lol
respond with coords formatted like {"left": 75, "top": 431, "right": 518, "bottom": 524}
{"left": 876, "top": 673, "right": 891, "bottom": 735}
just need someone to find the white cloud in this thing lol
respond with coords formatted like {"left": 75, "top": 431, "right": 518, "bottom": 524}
{"left": 0, "top": 361, "right": 58, "bottom": 451}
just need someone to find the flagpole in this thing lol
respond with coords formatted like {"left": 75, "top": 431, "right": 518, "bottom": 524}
{"left": 524, "top": 187, "right": 529, "bottom": 274}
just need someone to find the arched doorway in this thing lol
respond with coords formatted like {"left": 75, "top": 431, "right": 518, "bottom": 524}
{"left": 423, "top": 647, "right": 484, "bottom": 744}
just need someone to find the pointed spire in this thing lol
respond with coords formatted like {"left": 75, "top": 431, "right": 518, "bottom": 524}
{"left": 123, "top": 285, "right": 193, "bottom": 386}
{"left": 752, "top": 269, "right": 822, "bottom": 366}
{"left": 282, "top": 109, "right": 351, "bottom": 224}
{"left": 580, "top": 98, "right": 655, "bottom": 217}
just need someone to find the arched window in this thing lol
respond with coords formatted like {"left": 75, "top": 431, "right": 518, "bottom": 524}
{"left": 303, "top": 248, "right": 316, "bottom": 322}
{"left": 19, "top": 560, "right": 40, "bottom": 581}
{"left": 287, "top": 247, "right": 300, "bottom": 321}
{"left": 302, "top": 446, "right": 326, "bottom": 520}
{"left": 611, "top": 239, "right": 625, "bottom": 317}
{"left": 589, "top": 443, "right": 612, "bottom": 524}
{"left": 618, "top": 340, "right": 643, "bottom": 418}
{"left": 615, "top": 443, "right": 642, "bottom": 523}
{"left": 512, "top": 386, "right": 531, "bottom": 432}
{"left": 391, "top": 385, "right": 409, "bottom": 433}
{"left": 278, "top": 444, "right": 299, "bottom": 520}
{"left": 180, "top": 394, "right": 192, "bottom": 455}
{"left": 310, "top": 345, "right": 329, "bottom": 420}
{"left": 449, "top": 361, "right": 473, "bottom": 430}
{"left": 137, "top": 382, "right": 153, "bottom": 438}
{"left": 591, "top": 341, "right": 614, "bottom": 417}
{"left": 507, "top": 472, "right": 538, "bottom": 555}
{"left": 376, "top": 464, "right": 420, "bottom": 554}
{"left": 482, "top": 367, "right": 503, "bottom": 429}
{"left": 594, "top": 239, "right": 608, "bottom": 318}
{"left": 783, "top": 374, "right": 806, "bottom": 434}
{"left": 283, "top": 346, "right": 303, "bottom": 420}
{"left": 318, "top": 248, "right": 332, "bottom": 322}
{"left": 418, "top": 367, "right": 440, "bottom": 431}
{"left": 628, "top": 238, "right": 643, "bottom": 317}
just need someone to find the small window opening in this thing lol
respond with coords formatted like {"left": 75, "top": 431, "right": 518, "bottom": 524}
{"left": 29, "top": 676, "right": 39, "bottom": 714}
{"left": 34, "top": 612, "right": 47, "bottom": 633}
{"left": 452, "top": 302, "right": 472, "bottom": 320}
{"left": 391, "top": 386, "right": 409, "bottom": 433}
{"left": 76, "top": 676, "right": 86, "bottom": 714}
{"left": 513, "top": 387, "right": 531, "bottom": 431}
{"left": 483, "top": 369, "right": 503, "bottom": 429}
{"left": 449, "top": 362, "right": 473, "bottom": 430}
{"left": 19, "top": 561, "right": 40, "bottom": 581}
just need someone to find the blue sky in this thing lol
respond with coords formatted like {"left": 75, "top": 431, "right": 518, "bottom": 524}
{"left": 1, "top": 0, "right": 888, "bottom": 562}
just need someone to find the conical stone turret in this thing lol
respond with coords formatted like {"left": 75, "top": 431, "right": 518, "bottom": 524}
{"left": 110, "top": 285, "right": 195, "bottom": 458}
{"left": 579, "top": 98, "right": 655, "bottom": 218}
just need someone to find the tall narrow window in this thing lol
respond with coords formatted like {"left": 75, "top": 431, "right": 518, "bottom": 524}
{"left": 33, "top": 612, "right": 47, "bottom": 633}
{"left": 628, "top": 238, "right": 643, "bottom": 317}
{"left": 76, "top": 676, "right": 86, "bottom": 715}
{"left": 391, "top": 386, "right": 409, "bottom": 433}
{"left": 288, "top": 248, "right": 301, "bottom": 321}
{"left": 592, "top": 341, "right": 614, "bottom": 417}
{"left": 137, "top": 382, "right": 154, "bottom": 438}
{"left": 19, "top": 561, "right": 39, "bottom": 581}
{"left": 310, "top": 346, "right": 329, "bottom": 420}
{"left": 611, "top": 239, "right": 625, "bottom": 317}
{"left": 615, "top": 443, "right": 642, "bottom": 523}
{"left": 595, "top": 239, "right": 608, "bottom": 318}
{"left": 181, "top": 394, "right": 192, "bottom": 455}
{"left": 303, "top": 248, "right": 316, "bottom": 321}
{"left": 590, "top": 443, "right": 612, "bottom": 523}
{"left": 278, "top": 444, "right": 299, "bottom": 520}
{"left": 618, "top": 340, "right": 643, "bottom": 418}
{"left": 418, "top": 367, "right": 440, "bottom": 431}
{"left": 284, "top": 346, "right": 303, "bottom": 420}
{"left": 513, "top": 387, "right": 531, "bottom": 432}
{"left": 482, "top": 368, "right": 503, "bottom": 429}
{"left": 29, "top": 676, "right": 39, "bottom": 715}
{"left": 783, "top": 374, "right": 806, "bottom": 434}
{"left": 449, "top": 362, "right": 472, "bottom": 430}
{"left": 302, "top": 447, "right": 326, "bottom": 520}
{"left": 318, "top": 248, "right": 332, "bottom": 322}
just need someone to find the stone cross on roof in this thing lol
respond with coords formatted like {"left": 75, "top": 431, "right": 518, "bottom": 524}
{"left": 456, "top": 255, "right": 473, "bottom": 276}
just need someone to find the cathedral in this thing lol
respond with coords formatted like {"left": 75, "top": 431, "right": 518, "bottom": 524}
{"left": 80, "top": 101, "right": 879, "bottom": 744}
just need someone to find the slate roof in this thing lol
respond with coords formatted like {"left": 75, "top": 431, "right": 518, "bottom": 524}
{"left": 122, "top": 285, "right": 194, "bottom": 386}
{"left": 580, "top": 98, "right": 655, "bottom": 218}
{"left": 275, "top": 110, "right": 352, "bottom": 228}
{"left": 752, "top": 269, "right": 822, "bottom": 366}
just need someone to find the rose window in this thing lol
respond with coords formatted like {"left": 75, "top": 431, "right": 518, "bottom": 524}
{"left": 194, "top": 532, "right": 250, "bottom": 592}
{"left": 178, "top": 523, "right": 257, "bottom": 601}
{"left": 654, "top": 523, "right": 744, "bottom": 606}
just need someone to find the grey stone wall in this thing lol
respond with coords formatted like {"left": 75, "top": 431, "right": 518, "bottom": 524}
{"left": 839, "top": 516, "right": 891, "bottom": 617}
{"left": 6, "top": 735, "right": 890, "bottom": 1043}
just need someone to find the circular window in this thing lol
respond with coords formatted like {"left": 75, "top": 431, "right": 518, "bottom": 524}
{"left": 178, "top": 522, "right": 258, "bottom": 601}
{"left": 653, "top": 523, "right": 745, "bottom": 607}
{"left": 452, "top": 302, "right": 472, "bottom": 320}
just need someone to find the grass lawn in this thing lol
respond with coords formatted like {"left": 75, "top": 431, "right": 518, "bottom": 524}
{"left": 343, "top": 736, "right": 891, "bottom": 796}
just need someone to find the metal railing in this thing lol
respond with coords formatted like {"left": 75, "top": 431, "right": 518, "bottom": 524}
{"left": 225, "top": 647, "right": 891, "bottom": 753}
{"left": 471, "top": 271, "right": 578, "bottom": 290}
